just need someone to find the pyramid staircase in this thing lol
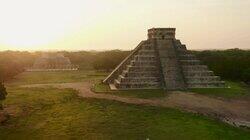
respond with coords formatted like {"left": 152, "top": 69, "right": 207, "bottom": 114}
{"left": 105, "top": 40, "right": 163, "bottom": 89}
{"left": 103, "top": 28, "right": 225, "bottom": 90}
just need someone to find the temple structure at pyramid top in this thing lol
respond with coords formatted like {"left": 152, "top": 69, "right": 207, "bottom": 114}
{"left": 103, "top": 28, "right": 225, "bottom": 90}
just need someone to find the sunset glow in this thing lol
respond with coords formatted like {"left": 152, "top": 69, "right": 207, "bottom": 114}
{"left": 0, "top": 0, "right": 250, "bottom": 51}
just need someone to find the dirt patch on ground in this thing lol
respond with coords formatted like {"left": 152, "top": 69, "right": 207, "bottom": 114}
{"left": 22, "top": 82, "right": 250, "bottom": 128}
{"left": 166, "top": 92, "right": 250, "bottom": 128}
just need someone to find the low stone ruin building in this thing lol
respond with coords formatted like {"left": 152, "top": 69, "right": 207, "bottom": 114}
{"left": 27, "top": 53, "right": 78, "bottom": 71}
{"left": 103, "top": 28, "right": 225, "bottom": 90}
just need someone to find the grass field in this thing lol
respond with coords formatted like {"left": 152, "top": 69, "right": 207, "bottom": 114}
{"left": 1, "top": 71, "right": 250, "bottom": 139}
{"left": 1, "top": 86, "right": 250, "bottom": 139}
{"left": 7, "top": 70, "right": 107, "bottom": 85}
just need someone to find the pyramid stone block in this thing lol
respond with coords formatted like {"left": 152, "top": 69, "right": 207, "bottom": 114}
{"left": 103, "top": 28, "right": 225, "bottom": 90}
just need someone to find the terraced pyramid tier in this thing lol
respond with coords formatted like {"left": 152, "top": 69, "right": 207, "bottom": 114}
{"left": 103, "top": 28, "right": 225, "bottom": 90}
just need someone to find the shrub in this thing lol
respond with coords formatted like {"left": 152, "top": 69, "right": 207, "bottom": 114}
{"left": 242, "top": 68, "right": 250, "bottom": 85}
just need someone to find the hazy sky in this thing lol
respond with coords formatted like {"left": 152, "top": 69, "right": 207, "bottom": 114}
{"left": 0, "top": 0, "right": 249, "bottom": 51}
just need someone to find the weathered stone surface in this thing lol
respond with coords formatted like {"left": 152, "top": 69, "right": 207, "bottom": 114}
{"left": 103, "top": 28, "right": 225, "bottom": 90}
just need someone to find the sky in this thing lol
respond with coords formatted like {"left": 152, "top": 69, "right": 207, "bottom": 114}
{"left": 0, "top": 0, "right": 249, "bottom": 51}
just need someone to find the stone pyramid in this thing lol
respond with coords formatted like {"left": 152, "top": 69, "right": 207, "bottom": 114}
{"left": 103, "top": 28, "right": 225, "bottom": 90}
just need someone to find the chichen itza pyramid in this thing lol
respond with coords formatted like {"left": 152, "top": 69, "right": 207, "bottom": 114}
{"left": 103, "top": 28, "right": 225, "bottom": 90}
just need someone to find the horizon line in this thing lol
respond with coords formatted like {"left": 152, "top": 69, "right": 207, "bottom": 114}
{"left": 0, "top": 48, "right": 249, "bottom": 52}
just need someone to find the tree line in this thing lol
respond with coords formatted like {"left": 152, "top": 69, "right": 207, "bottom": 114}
{"left": 0, "top": 49, "right": 249, "bottom": 84}
{"left": 192, "top": 48, "right": 250, "bottom": 84}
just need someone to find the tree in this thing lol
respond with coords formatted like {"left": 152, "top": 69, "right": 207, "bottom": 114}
{"left": 92, "top": 50, "right": 131, "bottom": 72}
{"left": 242, "top": 68, "right": 250, "bottom": 85}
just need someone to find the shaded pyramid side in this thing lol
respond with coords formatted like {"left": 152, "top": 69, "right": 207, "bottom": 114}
{"left": 174, "top": 40, "right": 225, "bottom": 88}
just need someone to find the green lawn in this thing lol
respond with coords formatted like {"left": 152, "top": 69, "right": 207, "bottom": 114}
{"left": 7, "top": 70, "right": 107, "bottom": 85}
{"left": 189, "top": 81, "right": 250, "bottom": 98}
{"left": 93, "top": 82, "right": 167, "bottom": 99}
{"left": 1, "top": 71, "right": 250, "bottom": 139}
{"left": 0, "top": 86, "right": 249, "bottom": 139}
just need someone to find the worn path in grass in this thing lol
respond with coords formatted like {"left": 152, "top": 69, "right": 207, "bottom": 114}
{"left": 22, "top": 82, "right": 250, "bottom": 128}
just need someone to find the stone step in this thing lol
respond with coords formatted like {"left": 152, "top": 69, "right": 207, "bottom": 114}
{"left": 131, "top": 59, "right": 156, "bottom": 63}
{"left": 159, "top": 51, "right": 177, "bottom": 56}
{"left": 182, "top": 65, "right": 208, "bottom": 71}
{"left": 137, "top": 50, "right": 155, "bottom": 55}
{"left": 122, "top": 70, "right": 159, "bottom": 77}
{"left": 138, "top": 49, "right": 155, "bottom": 52}
{"left": 115, "top": 77, "right": 160, "bottom": 85}
{"left": 161, "top": 60, "right": 180, "bottom": 66}
{"left": 119, "top": 76, "right": 160, "bottom": 83}
{"left": 126, "top": 65, "right": 158, "bottom": 71}
{"left": 130, "top": 60, "right": 157, "bottom": 66}
{"left": 114, "top": 79, "right": 121, "bottom": 85}
{"left": 183, "top": 71, "right": 214, "bottom": 77}
{"left": 179, "top": 54, "right": 194, "bottom": 57}
{"left": 187, "top": 80, "right": 225, "bottom": 85}
{"left": 141, "top": 43, "right": 153, "bottom": 46}
{"left": 185, "top": 76, "right": 221, "bottom": 82}
{"left": 134, "top": 55, "right": 156, "bottom": 61}
{"left": 116, "top": 82, "right": 161, "bottom": 89}
{"left": 117, "top": 75, "right": 125, "bottom": 82}
{"left": 127, "top": 65, "right": 156, "bottom": 68}
{"left": 180, "top": 60, "right": 201, "bottom": 65}
{"left": 141, "top": 44, "right": 154, "bottom": 50}
{"left": 179, "top": 54, "right": 197, "bottom": 60}
{"left": 109, "top": 84, "right": 117, "bottom": 90}
{"left": 121, "top": 70, "right": 128, "bottom": 77}
{"left": 187, "top": 81, "right": 225, "bottom": 88}
{"left": 177, "top": 49, "right": 190, "bottom": 54}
